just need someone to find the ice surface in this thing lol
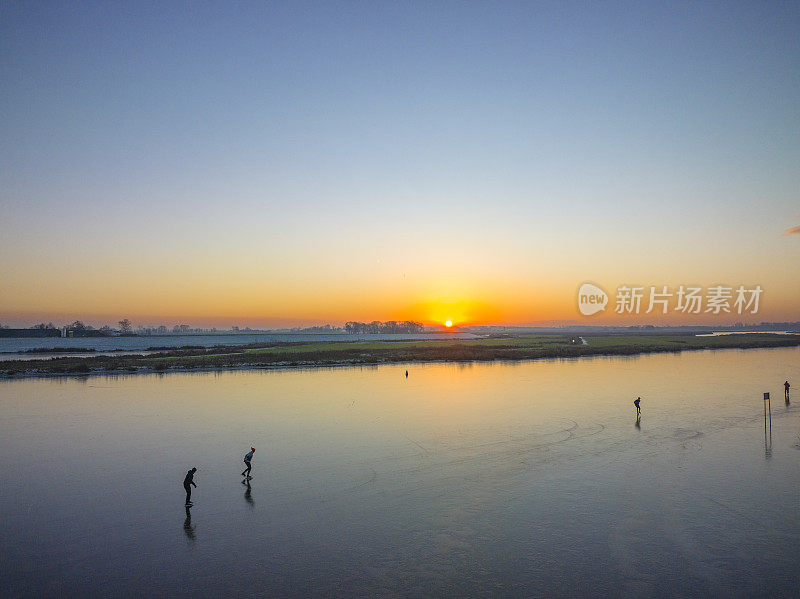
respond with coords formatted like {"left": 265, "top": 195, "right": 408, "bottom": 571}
{"left": 0, "top": 347, "right": 798, "bottom": 596}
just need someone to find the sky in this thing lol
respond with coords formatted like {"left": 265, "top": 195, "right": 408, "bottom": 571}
{"left": 1, "top": 1, "right": 799, "bottom": 328}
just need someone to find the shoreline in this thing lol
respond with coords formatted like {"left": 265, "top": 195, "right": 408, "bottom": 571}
{"left": 1, "top": 333, "right": 798, "bottom": 381}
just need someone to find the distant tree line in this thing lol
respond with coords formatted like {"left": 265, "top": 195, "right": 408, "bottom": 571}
{"left": 6, "top": 319, "right": 425, "bottom": 336}
{"left": 28, "top": 321, "right": 91, "bottom": 331}
{"left": 15, "top": 320, "right": 110, "bottom": 337}
{"left": 344, "top": 320, "right": 424, "bottom": 334}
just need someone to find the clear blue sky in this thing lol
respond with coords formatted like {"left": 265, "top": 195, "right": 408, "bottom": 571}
{"left": 1, "top": 2, "right": 799, "bottom": 326}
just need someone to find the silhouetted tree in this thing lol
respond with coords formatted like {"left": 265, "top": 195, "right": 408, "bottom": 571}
{"left": 118, "top": 319, "right": 132, "bottom": 334}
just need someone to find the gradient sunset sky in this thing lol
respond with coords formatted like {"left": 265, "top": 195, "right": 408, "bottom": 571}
{"left": 2, "top": 2, "right": 798, "bottom": 328}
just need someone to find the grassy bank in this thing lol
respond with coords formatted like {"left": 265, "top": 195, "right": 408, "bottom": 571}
{"left": 1, "top": 333, "right": 798, "bottom": 378}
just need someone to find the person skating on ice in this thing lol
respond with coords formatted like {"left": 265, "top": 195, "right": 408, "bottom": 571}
{"left": 242, "top": 447, "right": 255, "bottom": 478}
{"left": 184, "top": 467, "right": 197, "bottom": 505}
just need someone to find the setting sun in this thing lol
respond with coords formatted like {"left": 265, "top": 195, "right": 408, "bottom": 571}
{"left": 445, "top": 320, "right": 453, "bottom": 328}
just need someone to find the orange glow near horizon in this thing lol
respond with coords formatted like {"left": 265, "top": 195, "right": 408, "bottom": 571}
{"left": 2, "top": 280, "right": 799, "bottom": 328}
{"left": 1, "top": 259, "right": 799, "bottom": 328}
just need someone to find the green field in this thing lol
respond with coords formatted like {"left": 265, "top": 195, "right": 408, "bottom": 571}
{"left": 2, "top": 333, "right": 798, "bottom": 378}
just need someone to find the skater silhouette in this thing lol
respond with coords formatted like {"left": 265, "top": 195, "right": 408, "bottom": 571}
{"left": 184, "top": 467, "right": 197, "bottom": 505}
{"left": 405, "top": 370, "right": 408, "bottom": 378}
{"left": 634, "top": 397, "right": 641, "bottom": 415}
{"left": 785, "top": 380, "right": 790, "bottom": 403}
{"left": 242, "top": 447, "right": 255, "bottom": 478}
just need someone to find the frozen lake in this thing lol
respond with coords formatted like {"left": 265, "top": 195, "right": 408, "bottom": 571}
{"left": 0, "top": 347, "right": 798, "bottom": 596}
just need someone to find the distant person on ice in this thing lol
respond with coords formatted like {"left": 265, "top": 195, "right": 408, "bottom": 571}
{"left": 242, "top": 447, "right": 255, "bottom": 478}
{"left": 785, "top": 380, "right": 790, "bottom": 402}
{"left": 184, "top": 467, "right": 197, "bottom": 505}
{"left": 634, "top": 397, "right": 641, "bottom": 415}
